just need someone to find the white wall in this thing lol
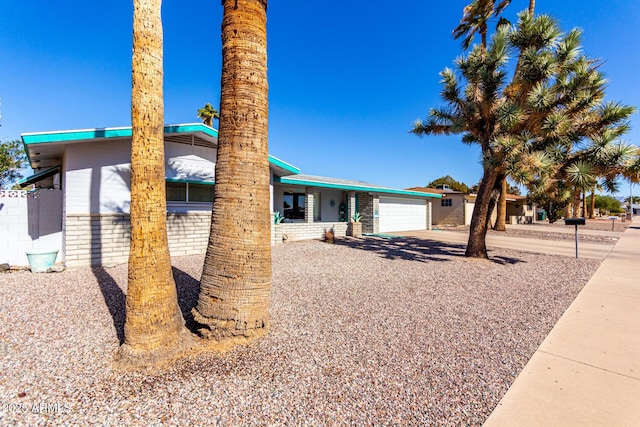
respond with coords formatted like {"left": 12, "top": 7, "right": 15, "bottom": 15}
{"left": 0, "top": 190, "right": 63, "bottom": 266}
{"left": 64, "top": 139, "right": 217, "bottom": 215}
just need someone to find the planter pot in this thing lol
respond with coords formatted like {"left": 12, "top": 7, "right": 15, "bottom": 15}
{"left": 347, "top": 221, "right": 362, "bottom": 238}
{"left": 26, "top": 250, "right": 59, "bottom": 273}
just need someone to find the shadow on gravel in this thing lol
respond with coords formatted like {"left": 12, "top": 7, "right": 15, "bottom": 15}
{"left": 91, "top": 267, "right": 201, "bottom": 343}
{"left": 92, "top": 267, "right": 125, "bottom": 344}
{"left": 338, "top": 237, "right": 525, "bottom": 265}
{"left": 337, "top": 236, "right": 466, "bottom": 262}
{"left": 172, "top": 266, "right": 200, "bottom": 330}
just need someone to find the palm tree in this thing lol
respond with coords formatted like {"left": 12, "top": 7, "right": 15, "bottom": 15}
{"left": 193, "top": 0, "right": 272, "bottom": 340}
{"left": 117, "top": 0, "right": 192, "bottom": 366}
{"left": 197, "top": 103, "right": 219, "bottom": 128}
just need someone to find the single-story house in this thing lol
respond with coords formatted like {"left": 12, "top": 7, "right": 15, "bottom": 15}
{"left": 406, "top": 185, "right": 536, "bottom": 226}
{"left": 13, "top": 123, "right": 441, "bottom": 267}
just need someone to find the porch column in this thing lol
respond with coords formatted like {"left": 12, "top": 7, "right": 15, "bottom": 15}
{"left": 427, "top": 200, "right": 432, "bottom": 231}
{"left": 305, "top": 187, "right": 314, "bottom": 223}
{"left": 348, "top": 191, "right": 357, "bottom": 220}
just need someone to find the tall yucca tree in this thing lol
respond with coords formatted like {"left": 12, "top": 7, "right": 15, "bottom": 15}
{"left": 194, "top": 0, "right": 271, "bottom": 340}
{"left": 526, "top": 102, "right": 636, "bottom": 221}
{"left": 118, "top": 0, "right": 192, "bottom": 366}
{"left": 414, "top": 13, "right": 633, "bottom": 258}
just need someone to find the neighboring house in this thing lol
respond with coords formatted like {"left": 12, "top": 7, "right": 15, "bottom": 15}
{"left": 407, "top": 185, "right": 535, "bottom": 226}
{"left": 14, "top": 123, "right": 441, "bottom": 267}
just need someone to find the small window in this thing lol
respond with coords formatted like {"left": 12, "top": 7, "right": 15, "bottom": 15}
{"left": 166, "top": 181, "right": 213, "bottom": 203}
{"left": 441, "top": 198, "right": 452, "bottom": 207}
{"left": 166, "top": 182, "right": 187, "bottom": 202}
{"left": 188, "top": 183, "right": 214, "bottom": 202}
{"left": 283, "top": 192, "right": 305, "bottom": 219}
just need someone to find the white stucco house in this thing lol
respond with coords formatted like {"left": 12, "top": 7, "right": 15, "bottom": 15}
{"left": 9, "top": 123, "right": 440, "bottom": 267}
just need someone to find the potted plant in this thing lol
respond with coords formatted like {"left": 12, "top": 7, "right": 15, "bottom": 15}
{"left": 348, "top": 211, "right": 362, "bottom": 238}
{"left": 273, "top": 211, "right": 285, "bottom": 243}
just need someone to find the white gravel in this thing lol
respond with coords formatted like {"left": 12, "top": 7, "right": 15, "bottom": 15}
{"left": 0, "top": 237, "right": 600, "bottom": 426}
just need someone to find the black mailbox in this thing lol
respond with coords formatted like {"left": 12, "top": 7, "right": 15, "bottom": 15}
{"left": 564, "top": 218, "right": 586, "bottom": 226}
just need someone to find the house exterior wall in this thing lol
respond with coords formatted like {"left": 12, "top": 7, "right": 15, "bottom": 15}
{"left": 433, "top": 194, "right": 465, "bottom": 226}
{"left": 279, "top": 221, "right": 348, "bottom": 242}
{"left": 0, "top": 189, "right": 63, "bottom": 266}
{"left": 359, "top": 193, "right": 379, "bottom": 234}
{"left": 60, "top": 139, "right": 218, "bottom": 267}
{"left": 64, "top": 212, "right": 212, "bottom": 268}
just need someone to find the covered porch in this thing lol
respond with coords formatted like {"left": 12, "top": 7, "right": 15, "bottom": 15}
{"left": 271, "top": 174, "right": 440, "bottom": 243}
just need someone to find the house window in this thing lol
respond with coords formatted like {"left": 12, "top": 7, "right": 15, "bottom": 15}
{"left": 166, "top": 181, "right": 214, "bottom": 203}
{"left": 283, "top": 192, "right": 305, "bottom": 219}
{"left": 441, "top": 198, "right": 452, "bottom": 207}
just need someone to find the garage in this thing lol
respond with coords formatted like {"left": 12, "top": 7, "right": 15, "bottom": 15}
{"left": 379, "top": 197, "right": 427, "bottom": 232}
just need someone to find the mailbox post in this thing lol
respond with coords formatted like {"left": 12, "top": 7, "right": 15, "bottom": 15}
{"left": 564, "top": 217, "right": 586, "bottom": 258}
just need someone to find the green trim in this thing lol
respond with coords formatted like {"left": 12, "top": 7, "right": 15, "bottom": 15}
{"left": 18, "top": 166, "right": 60, "bottom": 185}
{"left": 21, "top": 123, "right": 218, "bottom": 145}
{"left": 275, "top": 177, "right": 442, "bottom": 198}
{"left": 165, "top": 178, "right": 215, "bottom": 185}
{"left": 268, "top": 155, "right": 301, "bottom": 175}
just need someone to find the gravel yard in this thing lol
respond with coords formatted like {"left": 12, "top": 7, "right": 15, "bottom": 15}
{"left": 0, "top": 238, "right": 600, "bottom": 426}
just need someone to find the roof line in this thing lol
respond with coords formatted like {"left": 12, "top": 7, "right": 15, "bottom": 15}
{"left": 268, "top": 155, "right": 301, "bottom": 175}
{"left": 275, "top": 176, "right": 441, "bottom": 198}
{"left": 21, "top": 123, "right": 218, "bottom": 145}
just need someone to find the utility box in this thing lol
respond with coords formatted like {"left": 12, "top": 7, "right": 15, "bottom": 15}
{"left": 564, "top": 218, "right": 586, "bottom": 226}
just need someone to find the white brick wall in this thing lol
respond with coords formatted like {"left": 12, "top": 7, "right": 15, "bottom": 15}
{"left": 0, "top": 190, "right": 63, "bottom": 266}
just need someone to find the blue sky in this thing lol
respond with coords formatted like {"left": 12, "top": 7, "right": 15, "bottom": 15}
{"left": 1, "top": 1, "right": 639, "bottom": 196}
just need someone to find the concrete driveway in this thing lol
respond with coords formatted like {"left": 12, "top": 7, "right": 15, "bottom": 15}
{"left": 396, "top": 229, "right": 614, "bottom": 260}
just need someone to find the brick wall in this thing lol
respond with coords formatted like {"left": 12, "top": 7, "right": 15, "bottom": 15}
{"left": 64, "top": 212, "right": 212, "bottom": 267}
{"left": 280, "top": 222, "right": 348, "bottom": 242}
{"left": 359, "top": 193, "right": 379, "bottom": 234}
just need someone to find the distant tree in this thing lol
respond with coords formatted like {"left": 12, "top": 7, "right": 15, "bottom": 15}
{"left": 0, "top": 139, "right": 26, "bottom": 189}
{"left": 594, "top": 195, "right": 622, "bottom": 214}
{"left": 426, "top": 175, "right": 471, "bottom": 193}
{"left": 624, "top": 196, "right": 640, "bottom": 204}
{"left": 197, "top": 103, "right": 219, "bottom": 128}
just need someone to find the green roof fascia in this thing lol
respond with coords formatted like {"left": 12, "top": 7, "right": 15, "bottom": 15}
{"left": 268, "top": 155, "right": 300, "bottom": 175}
{"left": 17, "top": 166, "right": 61, "bottom": 185}
{"left": 21, "top": 123, "right": 218, "bottom": 145}
{"left": 275, "top": 177, "right": 442, "bottom": 198}
{"left": 165, "top": 178, "right": 215, "bottom": 185}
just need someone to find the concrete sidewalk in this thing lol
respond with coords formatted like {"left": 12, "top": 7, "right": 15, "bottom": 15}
{"left": 484, "top": 218, "right": 640, "bottom": 426}
{"left": 398, "top": 229, "right": 614, "bottom": 260}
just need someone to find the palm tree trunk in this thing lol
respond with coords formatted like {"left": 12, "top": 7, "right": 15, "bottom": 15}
{"left": 589, "top": 191, "right": 596, "bottom": 219}
{"left": 466, "top": 167, "right": 501, "bottom": 258}
{"left": 118, "top": 0, "right": 192, "bottom": 366}
{"left": 529, "top": 0, "right": 535, "bottom": 15}
{"left": 194, "top": 0, "right": 272, "bottom": 340}
{"left": 493, "top": 174, "right": 507, "bottom": 231}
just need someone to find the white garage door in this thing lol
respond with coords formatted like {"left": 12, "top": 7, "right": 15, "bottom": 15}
{"left": 379, "top": 197, "right": 427, "bottom": 232}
